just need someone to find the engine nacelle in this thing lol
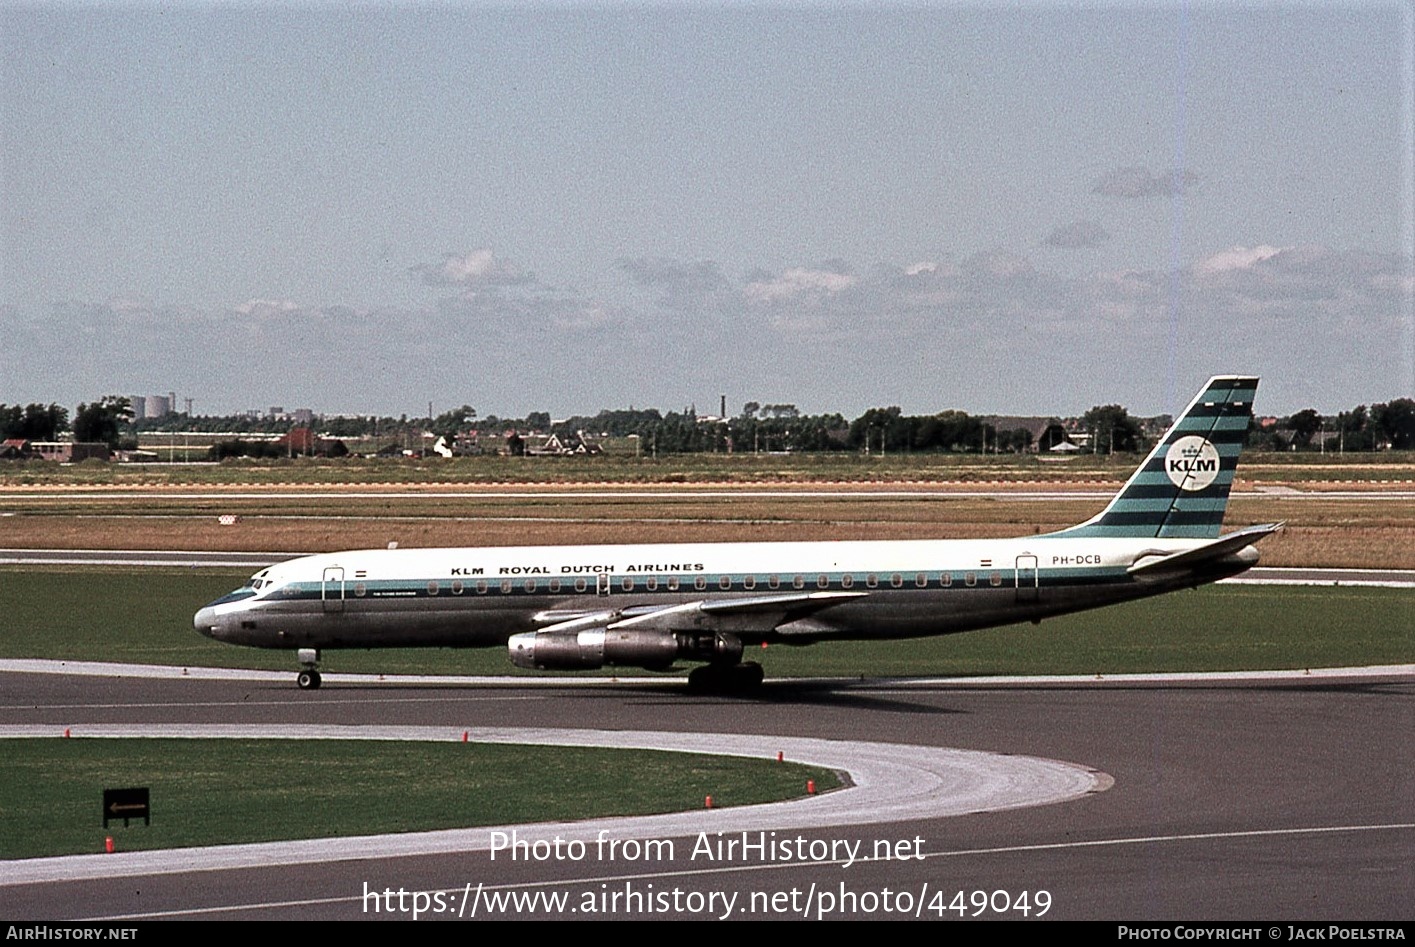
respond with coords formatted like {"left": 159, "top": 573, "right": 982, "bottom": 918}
{"left": 508, "top": 629, "right": 742, "bottom": 671}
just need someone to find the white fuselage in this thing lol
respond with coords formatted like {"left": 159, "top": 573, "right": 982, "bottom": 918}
{"left": 194, "top": 533, "right": 1257, "bottom": 652}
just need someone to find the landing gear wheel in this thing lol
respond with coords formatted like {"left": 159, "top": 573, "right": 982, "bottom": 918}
{"left": 687, "top": 661, "right": 764, "bottom": 694}
{"left": 296, "top": 648, "right": 321, "bottom": 690}
{"left": 737, "top": 661, "right": 765, "bottom": 687}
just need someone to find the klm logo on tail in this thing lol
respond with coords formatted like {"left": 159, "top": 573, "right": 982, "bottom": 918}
{"left": 1165, "top": 436, "right": 1221, "bottom": 491}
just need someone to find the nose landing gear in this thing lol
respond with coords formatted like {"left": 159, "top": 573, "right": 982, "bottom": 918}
{"left": 296, "top": 648, "right": 322, "bottom": 690}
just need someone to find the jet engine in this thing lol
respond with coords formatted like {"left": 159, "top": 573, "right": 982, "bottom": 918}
{"left": 508, "top": 628, "right": 743, "bottom": 671}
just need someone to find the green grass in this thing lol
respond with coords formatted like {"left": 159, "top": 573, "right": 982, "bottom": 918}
{"left": 0, "top": 739, "right": 838, "bottom": 859}
{"left": 1, "top": 568, "right": 1409, "bottom": 677}
{"left": 761, "top": 584, "right": 1415, "bottom": 677}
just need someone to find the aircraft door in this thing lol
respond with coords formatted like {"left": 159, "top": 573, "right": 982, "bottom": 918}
{"left": 596, "top": 572, "right": 611, "bottom": 596}
{"left": 322, "top": 566, "right": 345, "bottom": 612}
{"left": 1014, "top": 555, "right": 1039, "bottom": 603}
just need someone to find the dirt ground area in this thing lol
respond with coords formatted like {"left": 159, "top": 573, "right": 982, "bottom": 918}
{"left": 2, "top": 480, "right": 1410, "bottom": 569}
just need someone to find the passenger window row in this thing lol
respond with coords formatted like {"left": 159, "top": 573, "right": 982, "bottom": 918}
{"left": 352, "top": 571, "right": 1008, "bottom": 597}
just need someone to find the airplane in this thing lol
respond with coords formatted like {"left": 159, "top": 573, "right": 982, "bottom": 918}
{"left": 194, "top": 376, "right": 1280, "bottom": 690}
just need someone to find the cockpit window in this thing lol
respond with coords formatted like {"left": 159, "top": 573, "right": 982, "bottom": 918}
{"left": 207, "top": 586, "right": 260, "bottom": 607}
{"left": 216, "top": 570, "right": 277, "bottom": 604}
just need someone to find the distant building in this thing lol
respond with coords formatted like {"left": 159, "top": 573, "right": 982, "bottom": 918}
{"left": 26, "top": 441, "right": 110, "bottom": 462}
{"left": 281, "top": 427, "right": 316, "bottom": 454}
{"left": 979, "top": 416, "right": 1071, "bottom": 452}
{"left": 274, "top": 427, "right": 347, "bottom": 457}
{"left": 131, "top": 394, "right": 176, "bottom": 420}
{"left": 144, "top": 395, "right": 171, "bottom": 419}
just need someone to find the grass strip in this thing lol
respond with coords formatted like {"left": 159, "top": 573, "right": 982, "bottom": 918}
{"left": 0, "top": 738, "right": 839, "bottom": 859}
{"left": 0, "top": 570, "right": 1409, "bottom": 677}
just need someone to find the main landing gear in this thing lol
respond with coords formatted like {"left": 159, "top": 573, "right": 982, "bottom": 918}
{"left": 687, "top": 661, "right": 765, "bottom": 694}
{"left": 296, "top": 648, "right": 322, "bottom": 690}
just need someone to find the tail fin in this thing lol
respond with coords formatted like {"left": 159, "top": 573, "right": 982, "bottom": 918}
{"left": 1049, "top": 376, "right": 1258, "bottom": 539}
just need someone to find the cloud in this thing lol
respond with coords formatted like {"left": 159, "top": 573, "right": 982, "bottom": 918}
{"left": 430, "top": 280, "right": 625, "bottom": 333}
{"left": 410, "top": 249, "right": 531, "bottom": 289}
{"left": 616, "top": 257, "right": 731, "bottom": 309}
{"left": 965, "top": 249, "right": 1035, "bottom": 280}
{"left": 1187, "top": 245, "right": 1409, "bottom": 320}
{"left": 50, "top": 297, "right": 209, "bottom": 329}
{"left": 234, "top": 298, "right": 301, "bottom": 319}
{"left": 106, "top": 294, "right": 157, "bottom": 315}
{"left": 731, "top": 251, "right": 1090, "bottom": 336}
{"left": 1045, "top": 220, "right": 1111, "bottom": 249}
{"left": 552, "top": 303, "right": 620, "bottom": 331}
{"left": 1092, "top": 166, "right": 1198, "bottom": 198}
{"left": 743, "top": 264, "right": 858, "bottom": 304}
{"left": 709, "top": 243, "right": 1408, "bottom": 347}
{"left": 408, "top": 248, "right": 624, "bottom": 333}
{"left": 1193, "top": 245, "right": 1286, "bottom": 274}
{"left": 618, "top": 257, "right": 726, "bottom": 290}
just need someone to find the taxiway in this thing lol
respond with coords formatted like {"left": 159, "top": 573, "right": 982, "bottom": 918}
{"left": 1, "top": 667, "right": 1411, "bottom": 920}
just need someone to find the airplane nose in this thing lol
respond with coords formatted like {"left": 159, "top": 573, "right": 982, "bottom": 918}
{"left": 194, "top": 606, "right": 218, "bottom": 638}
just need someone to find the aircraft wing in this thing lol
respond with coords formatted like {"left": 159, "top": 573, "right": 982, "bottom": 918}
{"left": 513, "top": 591, "right": 867, "bottom": 671}
{"left": 533, "top": 590, "right": 866, "bottom": 636}
{"left": 1127, "top": 522, "right": 1283, "bottom": 576}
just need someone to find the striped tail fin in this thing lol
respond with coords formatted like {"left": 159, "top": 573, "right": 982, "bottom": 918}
{"left": 1049, "top": 376, "right": 1258, "bottom": 539}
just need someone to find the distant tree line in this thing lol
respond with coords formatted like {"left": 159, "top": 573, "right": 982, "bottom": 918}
{"left": 7, "top": 394, "right": 1415, "bottom": 457}
{"left": 1, "top": 397, "right": 133, "bottom": 448}
{"left": 1246, "top": 399, "right": 1415, "bottom": 452}
{"left": 73, "top": 397, "right": 134, "bottom": 448}
{"left": 0, "top": 403, "right": 69, "bottom": 441}
{"left": 1082, "top": 405, "right": 1144, "bottom": 454}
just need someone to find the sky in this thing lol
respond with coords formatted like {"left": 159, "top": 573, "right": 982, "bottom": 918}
{"left": 2, "top": 2, "right": 1412, "bottom": 421}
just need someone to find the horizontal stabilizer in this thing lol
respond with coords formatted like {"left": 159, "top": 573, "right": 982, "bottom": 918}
{"left": 1127, "top": 522, "right": 1283, "bottom": 575}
